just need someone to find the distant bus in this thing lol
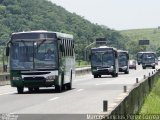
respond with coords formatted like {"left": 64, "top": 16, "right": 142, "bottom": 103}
{"left": 90, "top": 46, "right": 119, "bottom": 78}
{"left": 118, "top": 50, "right": 129, "bottom": 74}
{"left": 137, "top": 52, "right": 144, "bottom": 65}
{"left": 6, "top": 30, "right": 75, "bottom": 93}
{"left": 141, "top": 52, "right": 157, "bottom": 69}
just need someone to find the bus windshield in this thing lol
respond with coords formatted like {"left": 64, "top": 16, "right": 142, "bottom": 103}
{"left": 118, "top": 54, "right": 128, "bottom": 67}
{"left": 91, "top": 52, "right": 114, "bottom": 67}
{"left": 10, "top": 40, "right": 58, "bottom": 70}
{"left": 142, "top": 53, "right": 155, "bottom": 63}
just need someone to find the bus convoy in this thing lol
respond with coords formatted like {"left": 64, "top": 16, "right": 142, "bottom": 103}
{"left": 5, "top": 30, "right": 158, "bottom": 93}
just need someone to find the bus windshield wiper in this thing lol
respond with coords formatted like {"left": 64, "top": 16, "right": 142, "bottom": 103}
{"left": 37, "top": 39, "right": 46, "bottom": 49}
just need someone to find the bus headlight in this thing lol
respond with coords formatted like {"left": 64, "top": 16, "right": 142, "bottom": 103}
{"left": 13, "top": 77, "right": 21, "bottom": 80}
{"left": 151, "top": 63, "right": 155, "bottom": 66}
{"left": 122, "top": 66, "right": 127, "bottom": 70}
{"left": 46, "top": 76, "right": 55, "bottom": 80}
{"left": 110, "top": 66, "right": 114, "bottom": 69}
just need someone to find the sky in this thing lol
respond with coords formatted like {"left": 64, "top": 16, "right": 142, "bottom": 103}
{"left": 49, "top": 0, "right": 160, "bottom": 30}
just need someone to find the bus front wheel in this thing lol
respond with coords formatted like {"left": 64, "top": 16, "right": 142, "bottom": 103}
{"left": 34, "top": 87, "right": 39, "bottom": 92}
{"left": 55, "top": 85, "right": 62, "bottom": 93}
{"left": 28, "top": 87, "right": 34, "bottom": 93}
{"left": 94, "top": 75, "right": 98, "bottom": 78}
{"left": 112, "top": 72, "right": 118, "bottom": 77}
{"left": 17, "top": 87, "right": 24, "bottom": 94}
{"left": 125, "top": 71, "right": 129, "bottom": 74}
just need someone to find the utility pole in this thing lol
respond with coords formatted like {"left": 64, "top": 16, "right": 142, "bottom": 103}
{"left": 84, "top": 42, "right": 96, "bottom": 61}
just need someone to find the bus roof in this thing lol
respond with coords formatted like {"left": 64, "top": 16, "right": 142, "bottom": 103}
{"left": 12, "top": 30, "right": 73, "bottom": 39}
{"left": 91, "top": 46, "right": 117, "bottom": 51}
{"left": 118, "top": 50, "right": 128, "bottom": 53}
{"left": 143, "top": 51, "right": 156, "bottom": 54}
{"left": 137, "top": 51, "right": 145, "bottom": 53}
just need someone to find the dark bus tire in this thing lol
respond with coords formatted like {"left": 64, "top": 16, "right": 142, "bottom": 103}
{"left": 94, "top": 75, "right": 98, "bottom": 78}
{"left": 112, "top": 72, "right": 116, "bottom": 77}
{"left": 66, "top": 82, "right": 72, "bottom": 90}
{"left": 116, "top": 73, "right": 118, "bottom": 77}
{"left": 17, "top": 87, "right": 24, "bottom": 94}
{"left": 125, "top": 71, "right": 129, "bottom": 74}
{"left": 66, "top": 71, "right": 72, "bottom": 90}
{"left": 55, "top": 85, "right": 62, "bottom": 93}
{"left": 143, "top": 66, "right": 146, "bottom": 69}
{"left": 34, "top": 87, "right": 39, "bottom": 92}
{"left": 28, "top": 87, "right": 34, "bottom": 93}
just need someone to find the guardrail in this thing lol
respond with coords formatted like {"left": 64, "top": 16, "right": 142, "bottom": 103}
{"left": 104, "top": 69, "right": 159, "bottom": 119}
{"left": 0, "top": 67, "right": 91, "bottom": 86}
{"left": 0, "top": 73, "right": 10, "bottom": 86}
{"left": 75, "top": 67, "right": 91, "bottom": 76}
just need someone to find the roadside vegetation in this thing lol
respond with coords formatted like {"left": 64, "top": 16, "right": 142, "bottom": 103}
{"left": 76, "top": 60, "right": 90, "bottom": 68}
{"left": 0, "top": 0, "right": 127, "bottom": 64}
{"left": 139, "top": 79, "right": 160, "bottom": 114}
{"left": 1, "top": 1, "right": 160, "bottom": 66}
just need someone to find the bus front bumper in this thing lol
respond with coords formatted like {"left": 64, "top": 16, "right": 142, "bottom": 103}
{"left": 11, "top": 79, "right": 57, "bottom": 88}
{"left": 92, "top": 67, "right": 114, "bottom": 75}
{"left": 119, "top": 66, "right": 128, "bottom": 72}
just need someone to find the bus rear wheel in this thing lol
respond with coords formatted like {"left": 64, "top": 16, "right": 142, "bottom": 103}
{"left": 17, "top": 87, "right": 24, "bottom": 94}
{"left": 66, "top": 83, "right": 72, "bottom": 90}
{"left": 66, "top": 70, "right": 72, "bottom": 90}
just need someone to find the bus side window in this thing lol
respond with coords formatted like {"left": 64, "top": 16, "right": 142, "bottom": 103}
{"left": 60, "top": 43, "right": 64, "bottom": 52}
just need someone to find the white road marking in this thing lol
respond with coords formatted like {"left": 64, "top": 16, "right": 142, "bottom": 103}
{"left": 96, "top": 83, "right": 108, "bottom": 86}
{"left": 77, "top": 89, "right": 84, "bottom": 92}
{"left": 48, "top": 97, "right": 59, "bottom": 101}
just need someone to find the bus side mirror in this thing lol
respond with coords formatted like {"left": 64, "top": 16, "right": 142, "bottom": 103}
{"left": 127, "top": 54, "right": 129, "bottom": 59}
{"left": 115, "top": 52, "right": 118, "bottom": 58}
{"left": 89, "top": 54, "right": 91, "bottom": 60}
{"left": 60, "top": 44, "right": 64, "bottom": 52}
{"left": 6, "top": 46, "right": 10, "bottom": 56}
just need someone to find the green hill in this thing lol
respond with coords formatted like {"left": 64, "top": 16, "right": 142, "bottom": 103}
{"left": 0, "top": 0, "right": 127, "bottom": 61}
{"left": 120, "top": 28, "right": 160, "bottom": 57}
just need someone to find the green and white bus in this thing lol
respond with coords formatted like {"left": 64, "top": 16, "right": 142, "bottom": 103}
{"left": 6, "top": 30, "right": 75, "bottom": 93}
{"left": 118, "top": 50, "right": 129, "bottom": 74}
{"left": 90, "top": 46, "right": 119, "bottom": 78}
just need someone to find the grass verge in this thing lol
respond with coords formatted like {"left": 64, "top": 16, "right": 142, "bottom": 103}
{"left": 139, "top": 78, "right": 160, "bottom": 114}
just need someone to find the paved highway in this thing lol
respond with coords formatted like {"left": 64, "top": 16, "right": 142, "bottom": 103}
{"left": 0, "top": 64, "right": 159, "bottom": 114}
